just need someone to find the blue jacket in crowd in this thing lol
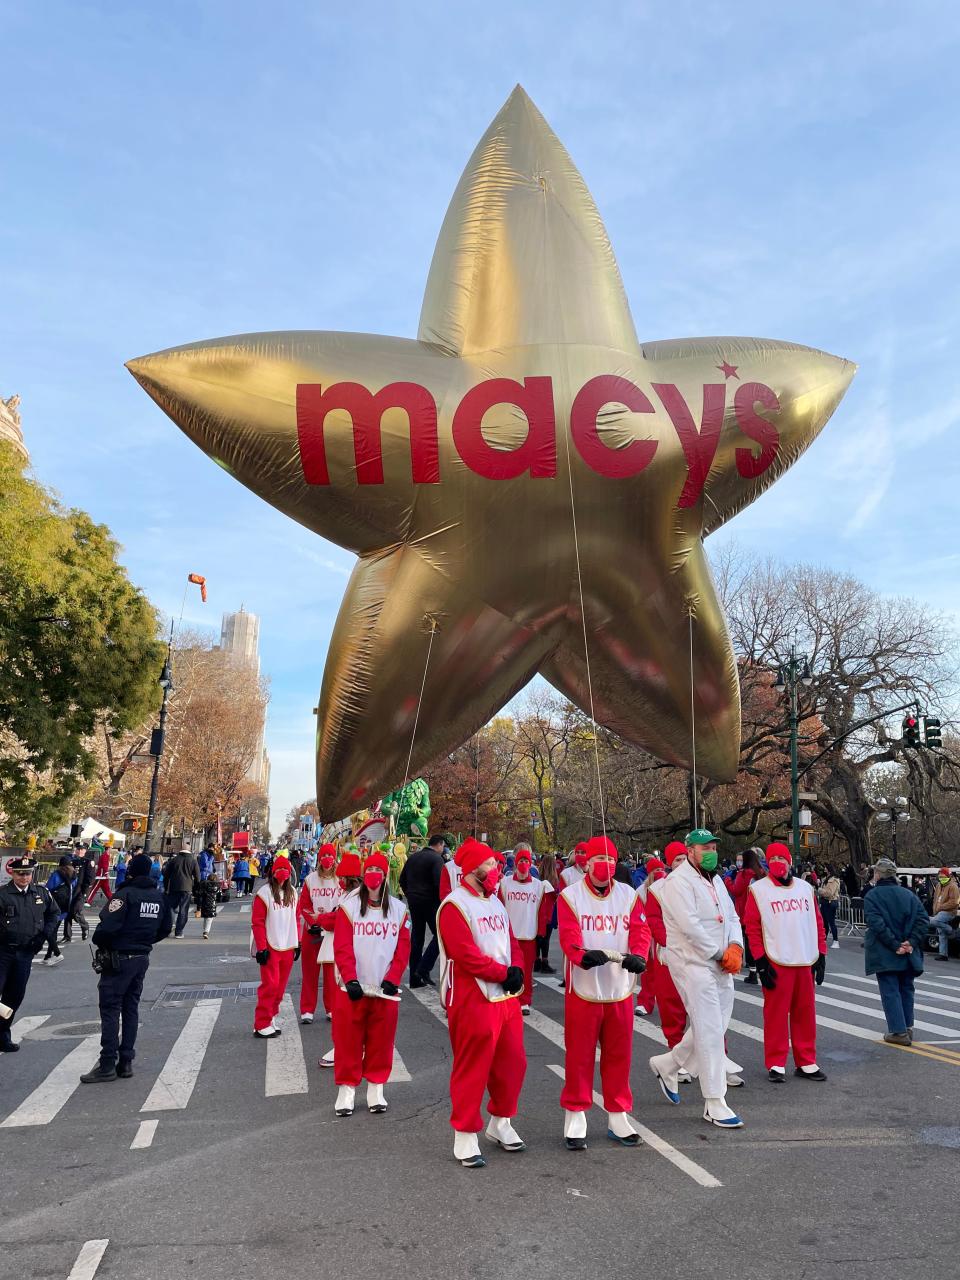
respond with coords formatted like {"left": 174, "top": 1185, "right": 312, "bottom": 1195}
{"left": 863, "top": 879, "right": 929, "bottom": 975}
{"left": 198, "top": 850, "right": 215, "bottom": 879}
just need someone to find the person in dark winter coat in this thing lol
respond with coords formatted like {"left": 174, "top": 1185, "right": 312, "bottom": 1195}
{"left": 42, "top": 859, "right": 76, "bottom": 964}
{"left": 163, "top": 847, "right": 201, "bottom": 937}
{"left": 864, "top": 858, "right": 929, "bottom": 1045}
{"left": 196, "top": 873, "right": 219, "bottom": 939}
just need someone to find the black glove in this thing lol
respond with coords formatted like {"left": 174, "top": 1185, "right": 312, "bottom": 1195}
{"left": 255, "top": 948, "right": 270, "bottom": 966}
{"left": 580, "top": 949, "right": 610, "bottom": 970}
{"left": 31, "top": 935, "right": 46, "bottom": 955}
{"left": 381, "top": 978, "right": 399, "bottom": 996}
{"left": 502, "top": 965, "right": 524, "bottom": 994}
{"left": 345, "top": 979, "right": 364, "bottom": 1002}
{"left": 813, "top": 953, "right": 826, "bottom": 986}
{"left": 307, "top": 923, "right": 324, "bottom": 937}
{"left": 620, "top": 953, "right": 646, "bottom": 974}
{"left": 294, "top": 946, "right": 301, "bottom": 961}
{"left": 756, "top": 955, "right": 777, "bottom": 990}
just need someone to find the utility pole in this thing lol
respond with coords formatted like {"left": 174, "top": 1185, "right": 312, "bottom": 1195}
{"left": 143, "top": 622, "right": 174, "bottom": 857}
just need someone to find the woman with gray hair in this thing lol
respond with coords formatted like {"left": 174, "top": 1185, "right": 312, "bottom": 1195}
{"left": 863, "top": 858, "right": 929, "bottom": 1045}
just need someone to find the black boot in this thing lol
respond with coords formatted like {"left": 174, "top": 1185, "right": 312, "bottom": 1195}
{"left": 80, "top": 1061, "right": 117, "bottom": 1083}
{"left": 533, "top": 958, "right": 544, "bottom": 973}
{"left": 743, "top": 970, "right": 759, "bottom": 985}
{"left": 0, "top": 1037, "right": 19, "bottom": 1054}
{"left": 116, "top": 1060, "right": 133, "bottom": 1079}
{"left": 541, "top": 961, "right": 556, "bottom": 974}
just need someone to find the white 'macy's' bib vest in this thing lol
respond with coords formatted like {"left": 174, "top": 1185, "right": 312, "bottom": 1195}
{"left": 500, "top": 875, "right": 553, "bottom": 941}
{"left": 560, "top": 865, "right": 584, "bottom": 889}
{"left": 444, "top": 860, "right": 462, "bottom": 893}
{"left": 438, "top": 885, "right": 514, "bottom": 1002}
{"left": 561, "top": 877, "right": 639, "bottom": 1002}
{"left": 335, "top": 891, "right": 409, "bottom": 992}
{"left": 748, "top": 876, "right": 819, "bottom": 966}
{"left": 252, "top": 884, "right": 299, "bottom": 952}
{"left": 304, "top": 872, "right": 343, "bottom": 963}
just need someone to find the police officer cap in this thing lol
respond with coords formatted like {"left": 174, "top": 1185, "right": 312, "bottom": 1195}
{"left": 127, "top": 853, "right": 153, "bottom": 878}
{"left": 6, "top": 855, "right": 37, "bottom": 873}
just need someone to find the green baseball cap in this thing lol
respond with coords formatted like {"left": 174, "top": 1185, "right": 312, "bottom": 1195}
{"left": 685, "top": 828, "right": 716, "bottom": 846}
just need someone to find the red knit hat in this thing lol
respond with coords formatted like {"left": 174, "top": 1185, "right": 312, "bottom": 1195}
{"left": 939, "top": 867, "right": 952, "bottom": 877}
{"left": 364, "top": 850, "right": 389, "bottom": 875}
{"left": 585, "top": 835, "right": 617, "bottom": 862}
{"left": 766, "top": 842, "right": 792, "bottom": 871}
{"left": 456, "top": 837, "right": 494, "bottom": 876}
{"left": 494, "top": 850, "right": 506, "bottom": 866}
{"left": 573, "top": 840, "right": 589, "bottom": 868}
{"left": 644, "top": 857, "right": 666, "bottom": 876}
{"left": 318, "top": 843, "right": 337, "bottom": 860}
{"left": 337, "top": 851, "right": 362, "bottom": 879}
{"left": 664, "top": 841, "right": 687, "bottom": 867}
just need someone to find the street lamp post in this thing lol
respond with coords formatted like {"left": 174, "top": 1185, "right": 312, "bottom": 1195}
{"left": 774, "top": 644, "right": 814, "bottom": 859}
{"left": 875, "top": 797, "right": 910, "bottom": 863}
{"left": 143, "top": 624, "right": 174, "bottom": 857}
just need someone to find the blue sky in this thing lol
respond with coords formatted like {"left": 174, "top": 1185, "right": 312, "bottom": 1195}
{"left": 3, "top": 1, "right": 958, "bottom": 831}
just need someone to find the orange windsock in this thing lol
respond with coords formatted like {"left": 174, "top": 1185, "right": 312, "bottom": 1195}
{"left": 188, "top": 573, "right": 207, "bottom": 603}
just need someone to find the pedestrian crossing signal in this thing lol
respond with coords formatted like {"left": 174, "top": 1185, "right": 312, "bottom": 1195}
{"left": 902, "top": 716, "right": 921, "bottom": 748}
{"left": 924, "top": 717, "right": 942, "bottom": 749}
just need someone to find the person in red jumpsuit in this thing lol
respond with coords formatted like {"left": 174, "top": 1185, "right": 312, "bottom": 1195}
{"left": 644, "top": 844, "right": 690, "bottom": 1051}
{"left": 558, "top": 835, "right": 651, "bottom": 1150}
{"left": 297, "top": 843, "right": 341, "bottom": 1024}
{"left": 316, "top": 851, "right": 361, "bottom": 1070}
{"left": 437, "top": 837, "right": 526, "bottom": 1168}
{"left": 251, "top": 852, "right": 300, "bottom": 1038}
{"left": 743, "top": 843, "right": 828, "bottom": 1083}
{"left": 498, "top": 848, "right": 554, "bottom": 1014}
{"left": 87, "top": 846, "right": 114, "bottom": 903}
{"left": 635, "top": 857, "right": 666, "bottom": 1015}
{"left": 331, "top": 850, "right": 411, "bottom": 1116}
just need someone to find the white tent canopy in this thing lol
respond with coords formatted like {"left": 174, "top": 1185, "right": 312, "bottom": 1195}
{"left": 55, "top": 817, "right": 127, "bottom": 849}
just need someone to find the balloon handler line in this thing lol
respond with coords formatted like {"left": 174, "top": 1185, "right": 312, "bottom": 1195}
{"left": 402, "top": 616, "right": 439, "bottom": 790}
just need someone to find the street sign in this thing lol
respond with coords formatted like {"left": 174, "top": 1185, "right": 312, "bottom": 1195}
{"left": 798, "top": 791, "right": 818, "bottom": 802}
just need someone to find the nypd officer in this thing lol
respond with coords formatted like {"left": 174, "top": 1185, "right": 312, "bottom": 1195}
{"left": 80, "top": 852, "right": 173, "bottom": 1083}
{"left": 0, "top": 855, "right": 58, "bottom": 1052}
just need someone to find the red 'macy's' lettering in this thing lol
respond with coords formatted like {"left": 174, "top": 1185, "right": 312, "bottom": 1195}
{"left": 296, "top": 375, "right": 781, "bottom": 501}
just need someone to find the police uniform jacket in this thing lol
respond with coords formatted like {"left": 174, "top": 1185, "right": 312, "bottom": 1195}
{"left": 0, "top": 880, "right": 58, "bottom": 951}
{"left": 93, "top": 876, "right": 173, "bottom": 954}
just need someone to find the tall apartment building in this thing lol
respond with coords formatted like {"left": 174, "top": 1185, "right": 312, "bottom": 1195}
{"left": 218, "top": 608, "right": 271, "bottom": 808}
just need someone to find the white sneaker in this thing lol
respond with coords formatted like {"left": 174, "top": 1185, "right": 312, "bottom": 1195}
{"left": 253, "top": 1025, "right": 280, "bottom": 1038}
{"left": 563, "top": 1109, "right": 588, "bottom": 1149}
{"left": 649, "top": 1054, "right": 681, "bottom": 1105}
{"left": 607, "top": 1111, "right": 641, "bottom": 1146}
{"left": 300, "top": 1012, "right": 314, "bottom": 1024}
{"left": 677, "top": 1069, "right": 694, "bottom": 1084}
{"left": 703, "top": 1098, "right": 744, "bottom": 1128}
{"left": 726, "top": 1074, "right": 745, "bottom": 1088}
{"left": 453, "top": 1130, "right": 485, "bottom": 1167}
{"left": 335, "top": 1085, "right": 355, "bottom": 1116}
{"left": 318, "top": 1048, "right": 335, "bottom": 1068}
{"left": 46, "top": 954, "right": 64, "bottom": 967}
{"left": 830, "top": 941, "right": 840, "bottom": 950}
{"left": 367, "top": 1082, "right": 388, "bottom": 1113}
{"left": 325, "top": 1012, "right": 332, "bottom": 1022}
{"left": 485, "top": 1115, "right": 525, "bottom": 1151}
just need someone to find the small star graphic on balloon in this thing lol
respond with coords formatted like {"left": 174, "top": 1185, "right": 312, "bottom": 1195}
{"left": 127, "top": 87, "right": 854, "bottom": 816}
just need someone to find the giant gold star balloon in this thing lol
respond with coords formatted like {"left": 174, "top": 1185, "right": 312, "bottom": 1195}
{"left": 127, "top": 86, "right": 855, "bottom": 819}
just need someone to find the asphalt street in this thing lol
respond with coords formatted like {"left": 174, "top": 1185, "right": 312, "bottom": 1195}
{"left": 1, "top": 894, "right": 959, "bottom": 1280}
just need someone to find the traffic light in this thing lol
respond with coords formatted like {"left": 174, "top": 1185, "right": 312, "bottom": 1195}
{"left": 902, "top": 715, "right": 921, "bottom": 748}
{"left": 924, "top": 716, "right": 943, "bottom": 749}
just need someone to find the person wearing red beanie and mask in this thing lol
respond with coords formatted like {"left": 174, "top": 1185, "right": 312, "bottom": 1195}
{"left": 298, "top": 843, "right": 343, "bottom": 1025}
{"left": 650, "top": 830, "right": 745, "bottom": 1128}
{"left": 316, "top": 851, "right": 362, "bottom": 1070}
{"left": 560, "top": 842, "right": 589, "bottom": 890}
{"left": 331, "top": 850, "right": 411, "bottom": 1116}
{"left": 557, "top": 834, "right": 651, "bottom": 1150}
{"left": 743, "top": 843, "right": 828, "bottom": 1083}
{"left": 437, "top": 837, "right": 526, "bottom": 1168}
{"left": 645, "top": 845, "right": 693, "bottom": 1062}
{"left": 499, "top": 847, "right": 555, "bottom": 1015}
{"left": 251, "top": 852, "right": 300, "bottom": 1038}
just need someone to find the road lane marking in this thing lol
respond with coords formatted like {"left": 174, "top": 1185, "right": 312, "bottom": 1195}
{"left": 265, "top": 995, "right": 309, "bottom": 1096}
{"left": 0, "top": 1036, "right": 100, "bottom": 1128}
{"left": 545, "top": 1062, "right": 722, "bottom": 1188}
{"left": 141, "top": 999, "right": 221, "bottom": 1112}
{"left": 389, "top": 1048, "right": 411, "bottom": 1082}
{"left": 10, "top": 1015, "right": 50, "bottom": 1039}
{"left": 67, "top": 1239, "right": 109, "bottom": 1280}
{"left": 130, "top": 1119, "right": 158, "bottom": 1149}
{"left": 834, "top": 972, "right": 960, "bottom": 1004}
{"left": 734, "top": 986, "right": 957, "bottom": 1039}
{"left": 821, "top": 979, "right": 960, "bottom": 1020}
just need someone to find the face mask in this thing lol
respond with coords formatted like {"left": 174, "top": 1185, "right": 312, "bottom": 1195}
{"left": 478, "top": 868, "right": 500, "bottom": 895}
{"left": 273, "top": 867, "right": 291, "bottom": 883}
{"left": 735, "top": 858, "right": 743, "bottom": 869}
{"left": 363, "top": 870, "right": 385, "bottom": 892}
{"left": 939, "top": 876, "right": 950, "bottom": 885}
{"left": 515, "top": 860, "right": 532, "bottom": 878}
{"left": 590, "top": 859, "right": 616, "bottom": 884}
{"left": 320, "top": 856, "right": 336, "bottom": 871}
{"left": 699, "top": 850, "right": 718, "bottom": 872}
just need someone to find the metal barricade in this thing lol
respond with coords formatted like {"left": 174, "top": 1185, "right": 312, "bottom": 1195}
{"left": 837, "top": 892, "right": 865, "bottom": 937}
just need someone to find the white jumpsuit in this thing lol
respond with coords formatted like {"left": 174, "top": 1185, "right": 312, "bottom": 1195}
{"left": 657, "top": 859, "right": 743, "bottom": 1100}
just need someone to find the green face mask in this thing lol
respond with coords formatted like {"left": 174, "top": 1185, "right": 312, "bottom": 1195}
{"left": 699, "top": 850, "right": 718, "bottom": 871}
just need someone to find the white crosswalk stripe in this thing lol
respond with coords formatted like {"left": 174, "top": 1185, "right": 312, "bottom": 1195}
{"left": 10, "top": 1014, "right": 50, "bottom": 1039}
{"left": 265, "top": 995, "right": 309, "bottom": 1096}
{"left": 822, "top": 978, "right": 960, "bottom": 1021}
{"left": 0, "top": 1035, "right": 100, "bottom": 1128}
{"left": 141, "top": 998, "right": 221, "bottom": 1112}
